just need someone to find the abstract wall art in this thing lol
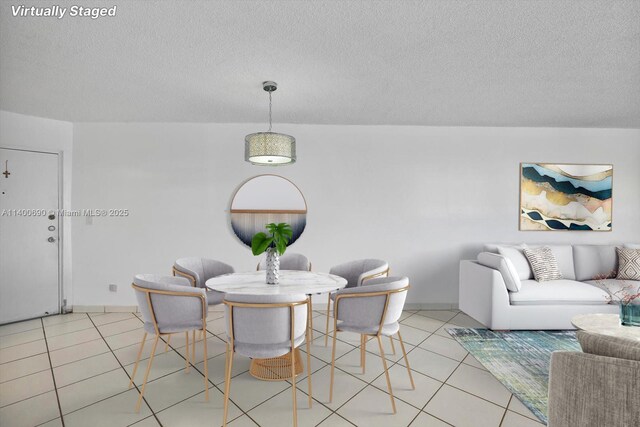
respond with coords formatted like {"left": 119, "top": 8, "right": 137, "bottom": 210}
{"left": 520, "top": 163, "right": 612, "bottom": 231}
{"left": 230, "top": 174, "right": 307, "bottom": 246}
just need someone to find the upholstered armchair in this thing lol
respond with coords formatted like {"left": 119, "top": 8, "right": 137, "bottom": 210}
{"left": 222, "top": 293, "right": 311, "bottom": 427}
{"left": 548, "top": 331, "right": 640, "bottom": 427}
{"left": 329, "top": 276, "right": 413, "bottom": 414}
{"left": 325, "top": 259, "right": 389, "bottom": 346}
{"left": 130, "top": 274, "right": 209, "bottom": 411}
{"left": 257, "top": 252, "right": 311, "bottom": 272}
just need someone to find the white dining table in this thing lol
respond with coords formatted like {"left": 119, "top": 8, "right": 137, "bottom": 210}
{"left": 205, "top": 270, "right": 347, "bottom": 295}
{"left": 205, "top": 270, "right": 347, "bottom": 381}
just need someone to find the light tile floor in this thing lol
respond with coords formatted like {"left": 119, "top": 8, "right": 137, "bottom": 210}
{"left": 0, "top": 310, "right": 546, "bottom": 427}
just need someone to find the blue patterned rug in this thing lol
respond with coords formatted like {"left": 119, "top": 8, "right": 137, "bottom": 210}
{"left": 447, "top": 328, "right": 580, "bottom": 424}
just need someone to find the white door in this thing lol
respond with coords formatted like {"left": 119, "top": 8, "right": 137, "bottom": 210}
{"left": 0, "top": 148, "right": 60, "bottom": 324}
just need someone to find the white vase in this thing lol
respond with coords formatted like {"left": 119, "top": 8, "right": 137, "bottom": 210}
{"left": 265, "top": 248, "right": 280, "bottom": 285}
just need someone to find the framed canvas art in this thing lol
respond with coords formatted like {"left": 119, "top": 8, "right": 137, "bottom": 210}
{"left": 520, "top": 163, "right": 612, "bottom": 231}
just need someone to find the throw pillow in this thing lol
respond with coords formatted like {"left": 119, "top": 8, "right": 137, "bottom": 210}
{"left": 497, "top": 244, "right": 532, "bottom": 280}
{"left": 616, "top": 247, "right": 640, "bottom": 280}
{"left": 523, "top": 246, "right": 563, "bottom": 282}
{"left": 477, "top": 252, "right": 522, "bottom": 292}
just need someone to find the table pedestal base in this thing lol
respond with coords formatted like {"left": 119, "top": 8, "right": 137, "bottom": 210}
{"left": 250, "top": 348, "right": 303, "bottom": 381}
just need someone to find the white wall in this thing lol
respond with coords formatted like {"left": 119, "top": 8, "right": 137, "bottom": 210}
{"left": 0, "top": 111, "right": 74, "bottom": 307}
{"left": 71, "top": 123, "right": 640, "bottom": 308}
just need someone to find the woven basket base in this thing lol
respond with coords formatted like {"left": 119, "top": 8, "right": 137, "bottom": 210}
{"left": 249, "top": 348, "right": 304, "bottom": 381}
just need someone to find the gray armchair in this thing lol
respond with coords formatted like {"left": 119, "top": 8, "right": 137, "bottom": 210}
{"left": 130, "top": 274, "right": 209, "bottom": 411}
{"left": 173, "top": 257, "right": 235, "bottom": 306}
{"left": 257, "top": 252, "right": 311, "bottom": 272}
{"left": 222, "top": 293, "right": 311, "bottom": 427}
{"left": 548, "top": 330, "right": 640, "bottom": 427}
{"left": 329, "top": 276, "right": 413, "bottom": 414}
{"left": 171, "top": 257, "right": 234, "bottom": 348}
{"left": 324, "top": 258, "right": 389, "bottom": 346}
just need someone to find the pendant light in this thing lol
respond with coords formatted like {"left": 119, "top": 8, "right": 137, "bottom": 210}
{"left": 245, "top": 81, "right": 296, "bottom": 165}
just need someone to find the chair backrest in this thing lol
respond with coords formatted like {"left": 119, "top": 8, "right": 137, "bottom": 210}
{"left": 132, "top": 274, "right": 206, "bottom": 334}
{"left": 173, "top": 257, "right": 235, "bottom": 288}
{"left": 224, "top": 293, "right": 308, "bottom": 352}
{"left": 334, "top": 276, "right": 409, "bottom": 331}
{"left": 257, "top": 253, "right": 311, "bottom": 271}
{"left": 329, "top": 259, "right": 389, "bottom": 288}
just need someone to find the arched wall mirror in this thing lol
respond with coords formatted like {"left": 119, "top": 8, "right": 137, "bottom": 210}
{"left": 230, "top": 175, "right": 307, "bottom": 247}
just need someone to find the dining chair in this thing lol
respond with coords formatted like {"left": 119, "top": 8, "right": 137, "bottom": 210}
{"left": 222, "top": 293, "right": 312, "bottom": 427}
{"left": 328, "top": 276, "right": 413, "bottom": 414}
{"left": 171, "top": 257, "right": 234, "bottom": 350}
{"left": 258, "top": 252, "right": 316, "bottom": 339}
{"left": 257, "top": 252, "right": 311, "bottom": 271}
{"left": 324, "top": 259, "right": 390, "bottom": 347}
{"left": 130, "top": 274, "right": 209, "bottom": 412}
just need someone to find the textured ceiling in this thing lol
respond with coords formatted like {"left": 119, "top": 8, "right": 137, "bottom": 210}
{"left": 1, "top": 1, "right": 639, "bottom": 127}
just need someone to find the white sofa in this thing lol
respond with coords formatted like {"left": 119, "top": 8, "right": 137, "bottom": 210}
{"left": 459, "top": 244, "right": 638, "bottom": 330}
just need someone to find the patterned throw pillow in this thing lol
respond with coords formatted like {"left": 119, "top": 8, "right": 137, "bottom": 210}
{"left": 523, "top": 246, "right": 563, "bottom": 282}
{"left": 616, "top": 247, "right": 640, "bottom": 281}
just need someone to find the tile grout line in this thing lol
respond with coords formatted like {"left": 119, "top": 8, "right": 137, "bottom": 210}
{"left": 40, "top": 316, "right": 69, "bottom": 427}
{"left": 85, "top": 312, "right": 164, "bottom": 426}
{"left": 499, "top": 395, "right": 514, "bottom": 427}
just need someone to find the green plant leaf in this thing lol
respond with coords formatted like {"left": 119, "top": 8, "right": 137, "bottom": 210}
{"left": 276, "top": 238, "right": 287, "bottom": 255}
{"left": 251, "top": 232, "right": 273, "bottom": 255}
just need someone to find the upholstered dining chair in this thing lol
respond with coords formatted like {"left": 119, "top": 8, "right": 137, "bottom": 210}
{"left": 328, "top": 276, "right": 413, "bottom": 414}
{"left": 130, "top": 274, "right": 209, "bottom": 412}
{"left": 324, "top": 259, "right": 390, "bottom": 346}
{"left": 257, "top": 252, "right": 311, "bottom": 272}
{"left": 222, "top": 293, "right": 312, "bottom": 427}
{"left": 258, "top": 252, "right": 317, "bottom": 339}
{"left": 171, "top": 257, "right": 234, "bottom": 349}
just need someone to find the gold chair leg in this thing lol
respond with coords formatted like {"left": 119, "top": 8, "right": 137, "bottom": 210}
{"left": 329, "top": 326, "right": 338, "bottom": 402}
{"left": 192, "top": 330, "right": 196, "bottom": 364}
{"left": 362, "top": 335, "right": 367, "bottom": 374}
{"left": 377, "top": 335, "right": 396, "bottom": 414}
{"left": 129, "top": 332, "right": 147, "bottom": 388}
{"left": 397, "top": 330, "right": 415, "bottom": 389}
{"left": 389, "top": 335, "right": 396, "bottom": 355}
{"left": 309, "top": 297, "right": 314, "bottom": 341}
{"left": 185, "top": 331, "right": 190, "bottom": 372}
{"left": 324, "top": 295, "right": 331, "bottom": 347}
{"left": 203, "top": 328, "right": 209, "bottom": 401}
{"left": 222, "top": 344, "right": 233, "bottom": 427}
{"left": 291, "top": 347, "right": 298, "bottom": 427}
{"left": 136, "top": 335, "right": 159, "bottom": 412}
{"left": 164, "top": 334, "right": 171, "bottom": 352}
{"left": 306, "top": 320, "right": 313, "bottom": 408}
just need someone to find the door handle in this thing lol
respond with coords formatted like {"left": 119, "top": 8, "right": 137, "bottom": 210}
{"left": 47, "top": 237, "right": 56, "bottom": 243}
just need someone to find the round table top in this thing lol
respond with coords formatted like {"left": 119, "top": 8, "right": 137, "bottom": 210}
{"left": 205, "top": 271, "right": 347, "bottom": 295}
{"left": 571, "top": 313, "right": 640, "bottom": 341}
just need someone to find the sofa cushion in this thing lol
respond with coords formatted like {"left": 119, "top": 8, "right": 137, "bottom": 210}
{"left": 577, "top": 330, "right": 640, "bottom": 362}
{"left": 624, "top": 243, "right": 640, "bottom": 249}
{"left": 616, "top": 247, "right": 640, "bottom": 281}
{"left": 509, "top": 280, "right": 611, "bottom": 306}
{"left": 477, "top": 252, "right": 522, "bottom": 292}
{"left": 524, "top": 246, "right": 564, "bottom": 282}
{"left": 583, "top": 279, "right": 640, "bottom": 302}
{"left": 573, "top": 245, "right": 618, "bottom": 281}
{"left": 496, "top": 244, "right": 532, "bottom": 280}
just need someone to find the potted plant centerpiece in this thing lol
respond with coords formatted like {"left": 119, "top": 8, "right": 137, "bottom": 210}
{"left": 251, "top": 222, "right": 293, "bottom": 285}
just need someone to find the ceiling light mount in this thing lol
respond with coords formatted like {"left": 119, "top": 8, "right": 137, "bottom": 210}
{"left": 244, "top": 80, "right": 296, "bottom": 166}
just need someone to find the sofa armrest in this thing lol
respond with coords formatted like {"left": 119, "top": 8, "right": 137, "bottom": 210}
{"left": 459, "top": 260, "right": 510, "bottom": 329}
{"left": 548, "top": 351, "right": 640, "bottom": 427}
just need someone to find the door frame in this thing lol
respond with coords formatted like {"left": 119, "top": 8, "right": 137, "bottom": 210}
{"left": 0, "top": 145, "right": 65, "bottom": 316}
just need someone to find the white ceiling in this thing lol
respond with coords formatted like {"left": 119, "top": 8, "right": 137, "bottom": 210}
{"left": 1, "top": 1, "right": 639, "bottom": 127}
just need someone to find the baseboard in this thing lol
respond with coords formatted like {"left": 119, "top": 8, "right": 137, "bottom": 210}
{"left": 71, "top": 302, "right": 459, "bottom": 313}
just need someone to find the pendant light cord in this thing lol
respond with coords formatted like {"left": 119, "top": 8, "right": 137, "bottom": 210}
{"left": 268, "top": 91, "right": 273, "bottom": 132}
